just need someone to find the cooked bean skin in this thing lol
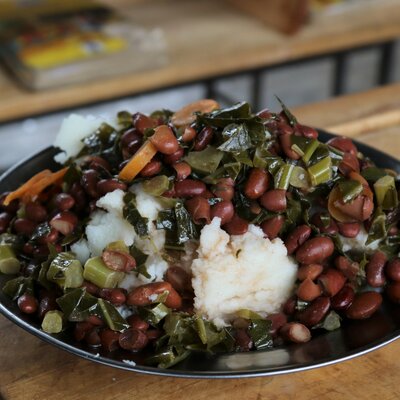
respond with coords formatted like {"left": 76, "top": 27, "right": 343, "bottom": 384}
{"left": 331, "top": 285, "right": 355, "bottom": 311}
{"left": 244, "top": 168, "right": 270, "bottom": 199}
{"left": 150, "top": 125, "right": 180, "bottom": 155}
{"left": 284, "top": 225, "right": 312, "bottom": 255}
{"left": 224, "top": 214, "right": 249, "bottom": 235}
{"left": 346, "top": 291, "right": 382, "bottom": 319}
{"left": 210, "top": 201, "right": 234, "bottom": 225}
{"left": 386, "top": 258, "right": 400, "bottom": 282}
{"left": 318, "top": 269, "right": 346, "bottom": 297}
{"left": 297, "top": 296, "right": 331, "bottom": 327}
{"left": 185, "top": 196, "right": 210, "bottom": 224}
{"left": 174, "top": 179, "right": 207, "bottom": 198}
{"left": 54, "top": 193, "right": 75, "bottom": 211}
{"left": 212, "top": 178, "right": 235, "bottom": 201}
{"left": 259, "top": 189, "right": 287, "bottom": 212}
{"left": 280, "top": 322, "right": 311, "bottom": 343}
{"left": 18, "top": 293, "right": 38, "bottom": 314}
{"left": 296, "top": 278, "right": 322, "bottom": 302}
{"left": 337, "top": 222, "right": 361, "bottom": 238}
{"left": 193, "top": 127, "right": 213, "bottom": 151}
{"left": 366, "top": 251, "right": 387, "bottom": 288}
{"left": 295, "top": 237, "right": 335, "bottom": 264}
{"left": 261, "top": 216, "right": 285, "bottom": 239}
{"left": 139, "top": 160, "right": 162, "bottom": 177}
{"left": 25, "top": 202, "right": 47, "bottom": 222}
{"left": 297, "top": 264, "right": 323, "bottom": 281}
{"left": 386, "top": 282, "right": 400, "bottom": 303}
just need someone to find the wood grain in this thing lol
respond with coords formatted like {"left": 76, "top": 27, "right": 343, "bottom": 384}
{"left": 0, "top": 0, "right": 399, "bottom": 122}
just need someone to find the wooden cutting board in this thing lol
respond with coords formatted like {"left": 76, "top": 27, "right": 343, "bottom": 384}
{"left": 2, "top": 83, "right": 400, "bottom": 400}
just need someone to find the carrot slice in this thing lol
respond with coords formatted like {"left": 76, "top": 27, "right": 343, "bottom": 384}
{"left": 119, "top": 140, "right": 158, "bottom": 182}
{"left": 21, "top": 167, "right": 68, "bottom": 203}
{"left": 3, "top": 169, "right": 52, "bottom": 206}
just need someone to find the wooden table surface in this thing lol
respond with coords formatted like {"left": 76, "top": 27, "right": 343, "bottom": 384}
{"left": 0, "top": 0, "right": 400, "bottom": 123}
{"left": 2, "top": 83, "right": 400, "bottom": 399}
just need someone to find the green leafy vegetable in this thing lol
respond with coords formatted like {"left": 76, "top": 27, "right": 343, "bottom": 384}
{"left": 123, "top": 193, "right": 149, "bottom": 237}
{"left": 138, "top": 303, "right": 171, "bottom": 326}
{"left": 338, "top": 179, "right": 363, "bottom": 203}
{"left": 142, "top": 175, "right": 171, "bottom": 196}
{"left": 117, "top": 111, "right": 133, "bottom": 128}
{"left": 129, "top": 245, "right": 150, "bottom": 278}
{"left": 2, "top": 276, "right": 33, "bottom": 300}
{"left": 218, "top": 124, "right": 252, "bottom": 153}
{"left": 374, "top": 175, "right": 398, "bottom": 210}
{"left": 47, "top": 252, "right": 83, "bottom": 289}
{"left": 308, "top": 157, "right": 332, "bottom": 186}
{"left": 314, "top": 310, "right": 341, "bottom": 331}
{"left": 248, "top": 319, "right": 273, "bottom": 350}
{"left": 361, "top": 167, "right": 388, "bottom": 182}
{"left": 185, "top": 146, "right": 224, "bottom": 174}
{"left": 366, "top": 207, "right": 387, "bottom": 245}
{"left": 98, "top": 298, "right": 130, "bottom": 332}
{"left": 275, "top": 96, "right": 297, "bottom": 126}
{"left": 30, "top": 222, "right": 51, "bottom": 243}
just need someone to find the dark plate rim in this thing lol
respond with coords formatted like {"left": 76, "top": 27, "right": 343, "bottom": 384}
{"left": 1, "top": 130, "right": 400, "bottom": 379}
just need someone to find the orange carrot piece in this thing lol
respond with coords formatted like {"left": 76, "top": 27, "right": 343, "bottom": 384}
{"left": 3, "top": 169, "right": 52, "bottom": 206}
{"left": 119, "top": 140, "right": 158, "bottom": 182}
{"left": 21, "top": 167, "right": 68, "bottom": 203}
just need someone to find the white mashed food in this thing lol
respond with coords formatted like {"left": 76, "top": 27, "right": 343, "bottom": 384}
{"left": 192, "top": 218, "right": 298, "bottom": 327}
{"left": 340, "top": 226, "right": 379, "bottom": 253}
{"left": 53, "top": 114, "right": 106, "bottom": 164}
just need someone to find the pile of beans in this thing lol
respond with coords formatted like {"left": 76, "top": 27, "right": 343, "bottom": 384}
{"left": 2, "top": 99, "right": 400, "bottom": 358}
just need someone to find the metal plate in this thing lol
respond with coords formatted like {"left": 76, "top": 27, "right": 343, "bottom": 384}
{"left": 1, "top": 131, "right": 400, "bottom": 378}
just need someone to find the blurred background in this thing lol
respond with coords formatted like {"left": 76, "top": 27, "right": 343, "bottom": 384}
{"left": 0, "top": 0, "right": 399, "bottom": 171}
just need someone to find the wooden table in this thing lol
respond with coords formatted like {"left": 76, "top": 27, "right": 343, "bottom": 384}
{"left": 0, "top": 0, "right": 400, "bottom": 123}
{"left": 2, "top": 84, "right": 400, "bottom": 400}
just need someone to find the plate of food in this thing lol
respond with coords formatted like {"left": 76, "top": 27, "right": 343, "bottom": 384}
{"left": 0, "top": 99, "right": 400, "bottom": 378}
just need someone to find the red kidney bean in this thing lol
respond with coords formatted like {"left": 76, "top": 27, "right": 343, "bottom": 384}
{"left": 163, "top": 147, "right": 184, "bottom": 164}
{"left": 99, "top": 288, "right": 127, "bottom": 306}
{"left": 235, "top": 329, "right": 253, "bottom": 351}
{"left": 296, "top": 237, "right": 334, "bottom": 264}
{"left": 212, "top": 178, "right": 235, "bottom": 201}
{"left": 261, "top": 215, "right": 285, "bottom": 239}
{"left": 38, "top": 228, "right": 59, "bottom": 245}
{"left": 284, "top": 225, "right": 312, "bottom": 255}
{"left": 276, "top": 121, "right": 293, "bottom": 136}
{"left": 127, "top": 315, "right": 150, "bottom": 331}
{"left": 327, "top": 136, "right": 358, "bottom": 156}
{"left": 386, "top": 282, "right": 400, "bottom": 303}
{"left": 119, "top": 328, "right": 149, "bottom": 351}
{"left": 173, "top": 162, "right": 192, "bottom": 181}
{"left": 174, "top": 179, "right": 206, "bottom": 198}
{"left": 85, "top": 328, "right": 101, "bottom": 347}
{"left": 193, "top": 127, "right": 213, "bottom": 151}
{"left": 297, "top": 264, "right": 323, "bottom": 281}
{"left": 138, "top": 160, "right": 161, "bottom": 177}
{"left": 185, "top": 196, "right": 210, "bottom": 224}
{"left": 150, "top": 125, "right": 179, "bottom": 155}
{"left": 257, "top": 108, "right": 273, "bottom": 119}
{"left": 0, "top": 192, "right": 19, "bottom": 214}
{"left": 310, "top": 213, "right": 338, "bottom": 235}
{"left": 50, "top": 211, "right": 78, "bottom": 235}
{"left": 250, "top": 201, "right": 262, "bottom": 215}
{"left": 0, "top": 212, "right": 12, "bottom": 234}
{"left": 244, "top": 168, "right": 270, "bottom": 199}
{"left": 146, "top": 329, "right": 162, "bottom": 341}
{"left": 102, "top": 250, "right": 136, "bottom": 272}
{"left": 84, "top": 156, "right": 111, "bottom": 172}
{"left": 386, "top": 258, "right": 400, "bottom": 282}
{"left": 223, "top": 213, "right": 249, "bottom": 235}
{"left": 165, "top": 266, "right": 191, "bottom": 293}
{"left": 22, "top": 243, "right": 34, "bottom": 255}
{"left": 266, "top": 312, "right": 287, "bottom": 337}
{"left": 14, "top": 218, "right": 36, "bottom": 236}
{"left": 182, "top": 126, "right": 197, "bottom": 142}
{"left": 210, "top": 200, "right": 234, "bottom": 225}
{"left": 232, "top": 317, "right": 250, "bottom": 330}
{"left": 133, "top": 112, "right": 156, "bottom": 135}
{"left": 121, "top": 128, "right": 142, "bottom": 150}
{"left": 54, "top": 193, "right": 75, "bottom": 211}
{"left": 25, "top": 202, "right": 47, "bottom": 222}
{"left": 345, "top": 291, "right": 382, "bottom": 319}
{"left": 81, "top": 280, "right": 100, "bottom": 296}
{"left": 339, "top": 153, "right": 360, "bottom": 176}
{"left": 38, "top": 295, "right": 58, "bottom": 319}
{"left": 318, "top": 269, "right": 346, "bottom": 297}
{"left": 335, "top": 194, "right": 374, "bottom": 222}
{"left": 297, "top": 296, "right": 331, "bottom": 327}
{"left": 81, "top": 169, "right": 99, "bottom": 198}
{"left": 283, "top": 296, "right": 297, "bottom": 315}
{"left": 259, "top": 189, "right": 287, "bottom": 212}
{"left": 86, "top": 315, "right": 104, "bottom": 326}
{"left": 97, "top": 179, "right": 127, "bottom": 195}
{"left": 17, "top": 293, "right": 38, "bottom": 314}
{"left": 366, "top": 251, "right": 387, "bottom": 288}
{"left": 337, "top": 222, "right": 361, "bottom": 238}
{"left": 279, "top": 133, "right": 301, "bottom": 160}
{"left": 127, "top": 282, "right": 182, "bottom": 309}
{"left": 74, "top": 321, "right": 94, "bottom": 342}
{"left": 296, "top": 278, "right": 322, "bottom": 302}
{"left": 331, "top": 285, "right": 355, "bottom": 311}
{"left": 99, "top": 329, "right": 121, "bottom": 352}
{"left": 335, "top": 256, "right": 359, "bottom": 280}
{"left": 280, "top": 322, "right": 311, "bottom": 343}
{"left": 69, "top": 182, "right": 87, "bottom": 211}
{"left": 294, "top": 124, "right": 318, "bottom": 139}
